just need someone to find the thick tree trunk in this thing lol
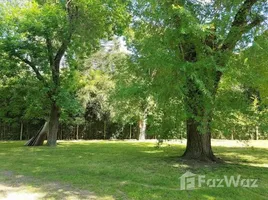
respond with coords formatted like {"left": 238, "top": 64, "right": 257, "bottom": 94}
{"left": 182, "top": 118, "right": 218, "bottom": 162}
{"left": 182, "top": 78, "right": 219, "bottom": 162}
{"left": 25, "top": 122, "right": 49, "bottom": 146}
{"left": 47, "top": 102, "right": 60, "bottom": 146}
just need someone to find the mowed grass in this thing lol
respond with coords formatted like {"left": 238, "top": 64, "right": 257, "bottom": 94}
{"left": 0, "top": 141, "right": 268, "bottom": 200}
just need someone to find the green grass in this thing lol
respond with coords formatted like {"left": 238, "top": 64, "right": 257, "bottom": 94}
{"left": 0, "top": 141, "right": 268, "bottom": 200}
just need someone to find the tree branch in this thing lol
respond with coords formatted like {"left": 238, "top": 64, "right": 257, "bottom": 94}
{"left": 221, "top": 0, "right": 264, "bottom": 51}
{"left": 54, "top": 37, "right": 70, "bottom": 70}
{"left": 15, "top": 55, "right": 46, "bottom": 83}
{"left": 54, "top": 0, "right": 77, "bottom": 70}
{"left": 46, "top": 36, "right": 54, "bottom": 67}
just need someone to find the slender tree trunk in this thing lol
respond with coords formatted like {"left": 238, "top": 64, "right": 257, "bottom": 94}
{"left": 129, "top": 124, "right": 132, "bottom": 139}
{"left": 0, "top": 122, "right": 2, "bottom": 140}
{"left": 3, "top": 123, "right": 6, "bottom": 140}
{"left": 61, "top": 124, "right": 63, "bottom": 140}
{"left": 20, "top": 121, "right": 23, "bottom": 140}
{"left": 26, "top": 122, "right": 29, "bottom": 139}
{"left": 76, "top": 124, "right": 79, "bottom": 140}
{"left": 89, "top": 122, "right": 92, "bottom": 139}
{"left": 255, "top": 126, "right": 259, "bottom": 140}
{"left": 103, "top": 121, "right": 106, "bottom": 139}
{"left": 47, "top": 102, "right": 60, "bottom": 146}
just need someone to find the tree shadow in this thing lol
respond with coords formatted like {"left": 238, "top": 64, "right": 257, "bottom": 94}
{"left": 1, "top": 141, "right": 267, "bottom": 200}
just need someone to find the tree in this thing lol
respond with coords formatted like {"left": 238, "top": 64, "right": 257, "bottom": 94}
{"left": 111, "top": 52, "right": 156, "bottom": 140}
{"left": 130, "top": 0, "right": 267, "bottom": 161}
{"left": 0, "top": 0, "right": 129, "bottom": 146}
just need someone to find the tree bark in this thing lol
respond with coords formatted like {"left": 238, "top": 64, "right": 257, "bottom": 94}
{"left": 25, "top": 122, "right": 49, "bottom": 146}
{"left": 255, "top": 126, "right": 259, "bottom": 140}
{"left": 138, "top": 117, "right": 147, "bottom": 140}
{"left": 47, "top": 102, "right": 60, "bottom": 146}
{"left": 181, "top": 79, "right": 218, "bottom": 162}
{"left": 76, "top": 124, "right": 79, "bottom": 140}
{"left": 182, "top": 118, "right": 218, "bottom": 162}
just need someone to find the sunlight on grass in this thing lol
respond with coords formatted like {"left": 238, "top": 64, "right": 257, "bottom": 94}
{"left": 0, "top": 141, "right": 268, "bottom": 200}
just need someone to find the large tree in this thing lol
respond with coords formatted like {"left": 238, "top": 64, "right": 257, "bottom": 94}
{"left": 131, "top": 0, "right": 267, "bottom": 161}
{"left": 0, "top": 0, "right": 129, "bottom": 146}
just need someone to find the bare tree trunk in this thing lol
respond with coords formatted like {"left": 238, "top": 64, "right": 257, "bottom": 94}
{"left": 20, "top": 121, "right": 23, "bottom": 140}
{"left": 138, "top": 115, "right": 147, "bottom": 140}
{"left": 3, "top": 123, "right": 6, "bottom": 140}
{"left": 76, "top": 124, "right": 79, "bottom": 140}
{"left": 89, "top": 122, "right": 92, "bottom": 139}
{"left": 255, "top": 126, "right": 259, "bottom": 140}
{"left": 129, "top": 124, "right": 132, "bottom": 139}
{"left": 25, "top": 122, "right": 49, "bottom": 146}
{"left": 47, "top": 102, "right": 60, "bottom": 146}
{"left": 61, "top": 124, "right": 63, "bottom": 140}
{"left": 0, "top": 122, "right": 2, "bottom": 140}
{"left": 103, "top": 121, "right": 106, "bottom": 139}
{"left": 26, "top": 122, "right": 29, "bottom": 139}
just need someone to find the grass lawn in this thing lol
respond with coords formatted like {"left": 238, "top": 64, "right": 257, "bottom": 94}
{"left": 0, "top": 140, "right": 268, "bottom": 200}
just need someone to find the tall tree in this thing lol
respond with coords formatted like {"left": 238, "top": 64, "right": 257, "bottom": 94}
{"left": 131, "top": 0, "right": 267, "bottom": 161}
{"left": 0, "top": 0, "right": 129, "bottom": 146}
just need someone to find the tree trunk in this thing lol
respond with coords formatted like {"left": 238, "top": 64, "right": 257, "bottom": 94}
{"left": 255, "top": 126, "right": 259, "bottom": 140}
{"left": 3, "top": 123, "right": 6, "bottom": 140}
{"left": 0, "top": 122, "right": 2, "bottom": 140}
{"left": 26, "top": 122, "right": 29, "bottom": 139}
{"left": 61, "top": 124, "right": 63, "bottom": 140}
{"left": 182, "top": 118, "right": 218, "bottom": 162}
{"left": 103, "top": 121, "right": 106, "bottom": 139}
{"left": 138, "top": 116, "right": 147, "bottom": 140}
{"left": 76, "top": 124, "right": 79, "bottom": 140}
{"left": 129, "top": 124, "right": 132, "bottom": 139}
{"left": 20, "top": 121, "right": 23, "bottom": 140}
{"left": 47, "top": 102, "right": 60, "bottom": 146}
{"left": 25, "top": 122, "right": 49, "bottom": 146}
{"left": 182, "top": 78, "right": 219, "bottom": 162}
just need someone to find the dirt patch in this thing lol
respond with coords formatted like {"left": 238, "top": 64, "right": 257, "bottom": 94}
{"left": 0, "top": 171, "right": 113, "bottom": 200}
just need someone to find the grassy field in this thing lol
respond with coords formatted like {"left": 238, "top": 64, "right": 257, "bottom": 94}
{"left": 0, "top": 141, "right": 268, "bottom": 200}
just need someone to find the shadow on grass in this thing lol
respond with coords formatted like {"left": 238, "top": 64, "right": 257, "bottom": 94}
{"left": 0, "top": 141, "right": 267, "bottom": 200}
